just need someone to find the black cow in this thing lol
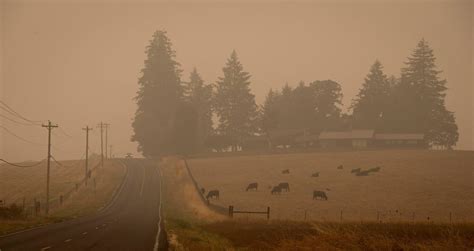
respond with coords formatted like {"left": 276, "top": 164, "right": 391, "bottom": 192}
{"left": 368, "top": 166, "right": 381, "bottom": 173}
{"left": 271, "top": 186, "right": 282, "bottom": 195}
{"left": 206, "top": 190, "right": 219, "bottom": 200}
{"left": 282, "top": 169, "right": 290, "bottom": 174}
{"left": 313, "top": 190, "right": 328, "bottom": 200}
{"left": 356, "top": 170, "right": 370, "bottom": 176}
{"left": 246, "top": 182, "right": 258, "bottom": 191}
{"left": 278, "top": 182, "right": 290, "bottom": 192}
{"left": 337, "top": 165, "right": 344, "bottom": 170}
{"left": 351, "top": 168, "right": 361, "bottom": 173}
{"left": 311, "top": 172, "right": 320, "bottom": 177}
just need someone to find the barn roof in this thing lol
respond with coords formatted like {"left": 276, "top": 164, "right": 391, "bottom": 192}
{"left": 319, "top": 130, "right": 375, "bottom": 140}
{"left": 374, "top": 133, "right": 424, "bottom": 140}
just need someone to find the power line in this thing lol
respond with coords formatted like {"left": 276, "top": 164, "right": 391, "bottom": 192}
{"left": 0, "top": 125, "right": 44, "bottom": 146}
{"left": 0, "top": 158, "right": 45, "bottom": 168}
{"left": 0, "top": 113, "right": 39, "bottom": 126}
{"left": 0, "top": 100, "right": 42, "bottom": 124}
{"left": 57, "top": 127, "right": 73, "bottom": 138}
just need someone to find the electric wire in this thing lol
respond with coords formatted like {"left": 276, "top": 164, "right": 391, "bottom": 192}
{"left": 0, "top": 158, "right": 45, "bottom": 167}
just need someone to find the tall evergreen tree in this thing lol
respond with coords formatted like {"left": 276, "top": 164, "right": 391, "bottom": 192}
{"left": 398, "top": 39, "right": 458, "bottom": 147}
{"left": 351, "top": 60, "right": 391, "bottom": 130}
{"left": 214, "top": 50, "right": 257, "bottom": 150}
{"left": 260, "top": 88, "right": 280, "bottom": 134}
{"left": 182, "top": 68, "right": 213, "bottom": 152}
{"left": 310, "top": 80, "right": 343, "bottom": 131}
{"left": 131, "top": 30, "right": 182, "bottom": 156}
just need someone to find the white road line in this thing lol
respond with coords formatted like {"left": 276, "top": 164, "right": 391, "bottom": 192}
{"left": 140, "top": 166, "right": 146, "bottom": 197}
{"left": 82, "top": 232, "right": 88, "bottom": 235}
{"left": 153, "top": 168, "right": 163, "bottom": 251}
{"left": 40, "top": 246, "right": 51, "bottom": 250}
{"left": 64, "top": 239, "right": 72, "bottom": 243}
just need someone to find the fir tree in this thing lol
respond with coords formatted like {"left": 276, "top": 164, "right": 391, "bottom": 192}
{"left": 214, "top": 50, "right": 257, "bottom": 150}
{"left": 399, "top": 39, "right": 458, "bottom": 147}
{"left": 351, "top": 60, "right": 391, "bottom": 130}
{"left": 131, "top": 30, "right": 181, "bottom": 156}
{"left": 182, "top": 68, "right": 213, "bottom": 152}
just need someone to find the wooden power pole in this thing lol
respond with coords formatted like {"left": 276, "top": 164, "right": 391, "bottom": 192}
{"left": 82, "top": 126, "right": 92, "bottom": 186}
{"left": 97, "top": 122, "right": 105, "bottom": 167}
{"left": 42, "top": 120, "right": 58, "bottom": 215}
{"left": 104, "top": 123, "right": 109, "bottom": 160}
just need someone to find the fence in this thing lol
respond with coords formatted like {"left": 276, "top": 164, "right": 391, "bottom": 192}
{"left": 3, "top": 160, "right": 102, "bottom": 217}
{"left": 229, "top": 205, "right": 270, "bottom": 220}
{"left": 182, "top": 158, "right": 228, "bottom": 216}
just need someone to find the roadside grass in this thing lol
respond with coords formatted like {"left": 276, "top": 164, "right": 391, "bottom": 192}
{"left": 0, "top": 160, "right": 125, "bottom": 235}
{"left": 160, "top": 156, "right": 232, "bottom": 250}
{"left": 203, "top": 220, "right": 474, "bottom": 250}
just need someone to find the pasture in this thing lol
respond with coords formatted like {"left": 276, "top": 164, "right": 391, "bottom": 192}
{"left": 188, "top": 150, "right": 474, "bottom": 222}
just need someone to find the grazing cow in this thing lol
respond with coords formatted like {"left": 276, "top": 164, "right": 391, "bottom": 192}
{"left": 271, "top": 186, "right": 282, "bottom": 195}
{"left": 311, "top": 172, "right": 320, "bottom": 177}
{"left": 282, "top": 169, "right": 290, "bottom": 174}
{"left": 206, "top": 190, "right": 219, "bottom": 200}
{"left": 351, "top": 168, "right": 361, "bottom": 173}
{"left": 356, "top": 170, "right": 370, "bottom": 176}
{"left": 313, "top": 190, "right": 328, "bottom": 200}
{"left": 337, "top": 165, "right": 344, "bottom": 170}
{"left": 200, "top": 188, "right": 205, "bottom": 194}
{"left": 278, "top": 182, "right": 290, "bottom": 192}
{"left": 246, "top": 182, "right": 258, "bottom": 191}
{"left": 368, "top": 166, "right": 381, "bottom": 173}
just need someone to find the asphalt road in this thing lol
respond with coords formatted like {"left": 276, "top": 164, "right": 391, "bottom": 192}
{"left": 0, "top": 159, "right": 166, "bottom": 251}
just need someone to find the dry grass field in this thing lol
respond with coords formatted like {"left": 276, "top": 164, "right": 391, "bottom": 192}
{"left": 188, "top": 150, "right": 474, "bottom": 223}
{"left": 0, "top": 158, "right": 100, "bottom": 207}
{"left": 0, "top": 158, "right": 126, "bottom": 234}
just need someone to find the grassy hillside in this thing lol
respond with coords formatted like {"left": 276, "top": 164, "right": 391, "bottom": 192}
{"left": 188, "top": 150, "right": 474, "bottom": 223}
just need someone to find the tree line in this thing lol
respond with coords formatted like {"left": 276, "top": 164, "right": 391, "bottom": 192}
{"left": 132, "top": 30, "right": 458, "bottom": 156}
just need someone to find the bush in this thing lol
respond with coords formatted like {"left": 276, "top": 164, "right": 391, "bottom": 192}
{"left": 0, "top": 203, "right": 25, "bottom": 219}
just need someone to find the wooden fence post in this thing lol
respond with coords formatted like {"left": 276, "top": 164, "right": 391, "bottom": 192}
{"left": 229, "top": 205, "right": 234, "bottom": 218}
{"left": 267, "top": 206, "right": 270, "bottom": 220}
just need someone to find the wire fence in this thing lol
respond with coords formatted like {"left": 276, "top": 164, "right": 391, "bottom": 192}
{"left": 182, "top": 159, "right": 229, "bottom": 216}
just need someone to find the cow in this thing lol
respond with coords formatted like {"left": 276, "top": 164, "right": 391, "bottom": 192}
{"left": 278, "top": 182, "right": 290, "bottom": 192}
{"left": 246, "top": 182, "right": 258, "bottom": 191}
{"left": 271, "top": 186, "right": 282, "bottom": 195}
{"left": 313, "top": 190, "right": 328, "bottom": 200}
{"left": 206, "top": 190, "right": 219, "bottom": 200}
{"left": 356, "top": 170, "right": 370, "bottom": 176}
{"left": 282, "top": 169, "right": 290, "bottom": 174}
{"left": 351, "top": 168, "right": 361, "bottom": 173}
{"left": 311, "top": 172, "right": 320, "bottom": 177}
{"left": 337, "top": 165, "right": 344, "bottom": 170}
{"left": 368, "top": 166, "right": 381, "bottom": 173}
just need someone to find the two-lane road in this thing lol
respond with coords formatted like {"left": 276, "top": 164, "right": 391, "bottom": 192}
{"left": 0, "top": 159, "right": 166, "bottom": 251}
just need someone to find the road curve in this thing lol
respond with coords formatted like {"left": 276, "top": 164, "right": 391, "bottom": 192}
{"left": 0, "top": 159, "right": 166, "bottom": 251}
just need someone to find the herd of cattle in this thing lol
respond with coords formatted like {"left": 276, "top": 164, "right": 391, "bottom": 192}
{"left": 202, "top": 164, "right": 382, "bottom": 202}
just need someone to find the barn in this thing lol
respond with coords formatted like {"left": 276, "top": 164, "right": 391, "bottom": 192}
{"left": 319, "top": 130, "right": 426, "bottom": 149}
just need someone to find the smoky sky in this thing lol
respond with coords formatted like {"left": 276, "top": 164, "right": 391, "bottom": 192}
{"left": 1, "top": 0, "right": 472, "bottom": 161}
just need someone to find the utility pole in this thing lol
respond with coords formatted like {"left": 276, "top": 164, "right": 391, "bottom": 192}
{"left": 104, "top": 123, "right": 110, "bottom": 160}
{"left": 42, "top": 120, "right": 58, "bottom": 215}
{"left": 97, "top": 122, "right": 105, "bottom": 167}
{"left": 82, "top": 126, "right": 92, "bottom": 186}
